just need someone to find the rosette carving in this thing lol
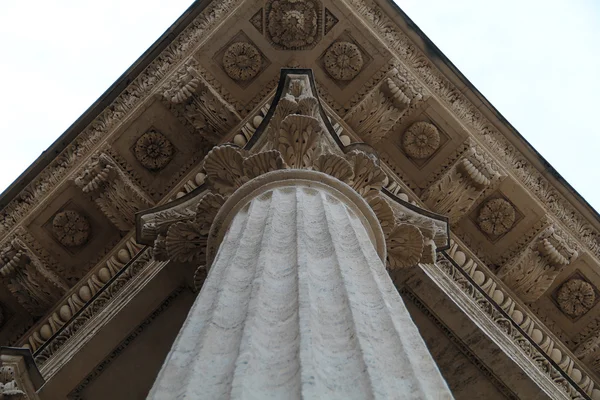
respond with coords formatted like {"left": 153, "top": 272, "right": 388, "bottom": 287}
{"left": 267, "top": 0, "right": 319, "bottom": 49}
{"left": 52, "top": 210, "right": 90, "bottom": 247}
{"left": 402, "top": 122, "right": 440, "bottom": 159}
{"left": 557, "top": 279, "right": 596, "bottom": 318}
{"left": 134, "top": 130, "right": 174, "bottom": 171}
{"left": 323, "top": 41, "right": 363, "bottom": 81}
{"left": 477, "top": 198, "right": 516, "bottom": 236}
{"left": 222, "top": 42, "right": 262, "bottom": 81}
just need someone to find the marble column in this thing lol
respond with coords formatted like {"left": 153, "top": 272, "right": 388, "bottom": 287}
{"left": 148, "top": 184, "right": 452, "bottom": 399}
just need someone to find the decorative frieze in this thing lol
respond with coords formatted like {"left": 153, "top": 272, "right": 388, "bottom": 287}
{"left": 498, "top": 225, "right": 579, "bottom": 303}
{"left": 21, "top": 236, "right": 142, "bottom": 354}
{"left": 0, "top": 239, "right": 66, "bottom": 317}
{"left": 346, "top": 0, "right": 600, "bottom": 275}
{"left": 442, "top": 238, "right": 598, "bottom": 399}
{"left": 345, "top": 73, "right": 420, "bottom": 143}
{"left": 421, "top": 146, "right": 503, "bottom": 225}
{"left": 74, "top": 153, "right": 153, "bottom": 231}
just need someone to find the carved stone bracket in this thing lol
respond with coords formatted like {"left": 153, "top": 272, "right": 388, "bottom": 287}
{"left": 344, "top": 69, "right": 424, "bottom": 143}
{"left": 421, "top": 145, "right": 504, "bottom": 224}
{"left": 0, "top": 348, "right": 44, "bottom": 400}
{"left": 137, "top": 69, "right": 449, "bottom": 275}
{"left": 498, "top": 224, "right": 579, "bottom": 303}
{"left": 0, "top": 239, "right": 66, "bottom": 317}
{"left": 162, "top": 67, "right": 241, "bottom": 143}
{"left": 74, "top": 153, "right": 154, "bottom": 231}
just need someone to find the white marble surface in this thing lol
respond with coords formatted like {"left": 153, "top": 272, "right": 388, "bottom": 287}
{"left": 148, "top": 185, "right": 452, "bottom": 399}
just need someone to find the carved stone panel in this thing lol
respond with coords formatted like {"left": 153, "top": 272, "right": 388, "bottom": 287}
{"left": 265, "top": 0, "right": 322, "bottom": 50}
{"left": 0, "top": 239, "right": 65, "bottom": 317}
{"left": 74, "top": 153, "right": 154, "bottom": 231}
{"left": 25, "top": 183, "right": 122, "bottom": 289}
{"left": 110, "top": 99, "right": 210, "bottom": 202}
{"left": 344, "top": 74, "right": 416, "bottom": 143}
{"left": 421, "top": 145, "right": 503, "bottom": 225}
{"left": 214, "top": 32, "right": 270, "bottom": 87}
{"left": 498, "top": 225, "right": 579, "bottom": 303}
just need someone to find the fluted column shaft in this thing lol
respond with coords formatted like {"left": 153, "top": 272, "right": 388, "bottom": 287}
{"left": 148, "top": 185, "right": 452, "bottom": 399}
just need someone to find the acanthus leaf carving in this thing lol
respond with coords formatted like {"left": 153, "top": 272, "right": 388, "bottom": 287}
{"left": 203, "top": 145, "right": 247, "bottom": 196}
{"left": 498, "top": 225, "right": 579, "bottom": 303}
{"left": 222, "top": 42, "right": 262, "bottom": 82}
{"left": 347, "top": 150, "right": 386, "bottom": 198}
{"left": 195, "top": 193, "right": 226, "bottom": 236}
{"left": 163, "top": 67, "right": 241, "bottom": 143}
{"left": 312, "top": 153, "right": 354, "bottom": 184}
{"left": 367, "top": 195, "right": 394, "bottom": 237}
{"left": 386, "top": 223, "right": 424, "bottom": 269}
{"left": 344, "top": 74, "right": 414, "bottom": 143}
{"left": 138, "top": 71, "right": 448, "bottom": 278}
{"left": 242, "top": 150, "right": 287, "bottom": 180}
{"left": 74, "top": 153, "right": 153, "bottom": 231}
{"left": 421, "top": 146, "right": 502, "bottom": 224}
{"left": 277, "top": 115, "right": 320, "bottom": 168}
{"left": 165, "top": 221, "right": 207, "bottom": 264}
{"left": 0, "top": 239, "right": 65, "bottom": 317}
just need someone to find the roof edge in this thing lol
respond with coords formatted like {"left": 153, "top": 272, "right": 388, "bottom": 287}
{"left": 0, "top": 0, "right": 210, "bottom": 209}
{"left": 378, "top": 0, "right": 600, "bottom": 229}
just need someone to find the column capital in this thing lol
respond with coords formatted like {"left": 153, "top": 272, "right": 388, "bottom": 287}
{"left": 136, "top": 69, "right": 449, "bottom": 272}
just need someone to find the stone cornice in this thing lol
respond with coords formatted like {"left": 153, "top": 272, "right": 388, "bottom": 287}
{"left": 346, "top": 0, "right": 600, "bottom": 264}
{"left": 31, "top": 247, "right": 164, "bottom": 381}
{"left": 66, "top": 286, "right": 185, "bottom": 400}
{"left": 375, "top": 165, "right": 600, "bottom": 397}
{"left": 15, "top": 235, "right": 142, "bottom": 354}
{"left": 425, "top": 255, "right": 590, "bottom": 399}
{"left": 0, "top": 0, "right": 245, "bottom": 242}
{"left": 0, "top": 0, "right": 211, "bottom": 211}
{"left": 400, "top": 287, "right": 520, "bottom": 400}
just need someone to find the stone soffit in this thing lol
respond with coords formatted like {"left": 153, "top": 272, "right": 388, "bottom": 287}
{"left": 1, "top": 0, "right": 600, "bottom": 399}
{"left": 0, "top": 0, "right": 597, "bottom": 279}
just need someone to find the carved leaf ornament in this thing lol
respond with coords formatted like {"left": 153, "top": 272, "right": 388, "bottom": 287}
{"left": 140, "top": 72, "right": 446, "bottom": 272}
